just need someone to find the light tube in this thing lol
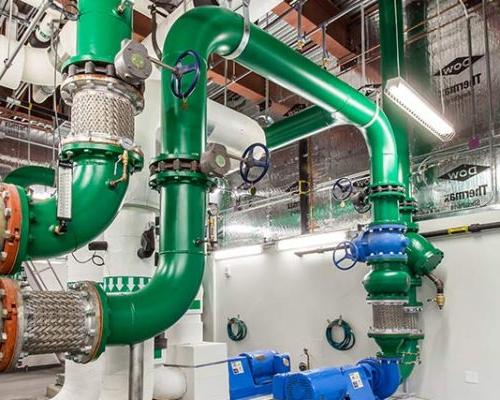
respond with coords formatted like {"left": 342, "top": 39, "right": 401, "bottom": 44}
{"left": 213, "top": 245, "right": 263, "bottom": 260}
{"left": 277, "top": 231, "right": 346, "bottom": 252}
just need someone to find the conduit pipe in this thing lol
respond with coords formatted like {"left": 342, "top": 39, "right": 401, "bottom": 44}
{"left": 98, "top": 6, "right": 408, "bottom": 348}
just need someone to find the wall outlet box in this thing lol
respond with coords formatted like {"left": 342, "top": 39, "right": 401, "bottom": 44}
{"left": 465, "top": 370, "right": 479, "bottom": 384}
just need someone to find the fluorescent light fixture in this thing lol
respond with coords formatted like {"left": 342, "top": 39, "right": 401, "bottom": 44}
{"left": 277, "top": 231, "right": 346, "bottom": 252}
{"left": 384, "top": 77, "right": 455, "bottom": 142}
{"left": 213, "top": 245, "right": 263, "bottom": 260}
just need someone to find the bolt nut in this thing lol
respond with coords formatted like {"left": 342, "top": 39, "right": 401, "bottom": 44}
{"left": 4, "top": 208, "right": 11, "bottom": 218}
{"left": 0, "top": 252, "right": 6, "bottom": 261}
{"left": 1, "top": 332, "right": 7, "bottom": 342}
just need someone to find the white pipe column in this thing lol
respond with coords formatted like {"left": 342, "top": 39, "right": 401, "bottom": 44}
{"left": 98, "top": 79, "right": 160, "bottom": 400}
{"left": 153, "top": 289, "right": 204, "bottom": 400}
{"left": 51, "top": 246, "right": 105, "bottom": 400}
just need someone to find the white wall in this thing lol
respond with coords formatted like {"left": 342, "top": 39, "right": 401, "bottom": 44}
{"left": 206, "top": 208, "right": 500, "bottom": 400}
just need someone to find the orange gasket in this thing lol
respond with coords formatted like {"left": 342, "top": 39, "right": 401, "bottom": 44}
{"left": 0, "top": 184, "right": 23, "bottom": 275}
{"left": 0, "top": 278, "right": 20, "bottom": 372}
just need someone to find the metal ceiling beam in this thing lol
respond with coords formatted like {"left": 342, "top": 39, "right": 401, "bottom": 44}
{"left": 274, "top": 0, "right": 380, "bottom": 82}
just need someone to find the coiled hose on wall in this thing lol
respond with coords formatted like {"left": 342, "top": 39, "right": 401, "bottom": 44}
{"left": 227, "top": 317, "right": 248, "bottom": 342}
{"left": 325, "top": 318, "right": 356, "bottom": 351}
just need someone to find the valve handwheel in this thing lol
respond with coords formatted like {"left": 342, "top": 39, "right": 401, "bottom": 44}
{"left": 332, "top": 241, "right": 358, "bottom": 271}
{"left": 239, "top": 143, "right": 270, "bottom": 185}
{"left": 331, "top": 177, "right": 353, "bottom": 202}
{"left": 170, "top": 50, "right": 202, "bottom": 100}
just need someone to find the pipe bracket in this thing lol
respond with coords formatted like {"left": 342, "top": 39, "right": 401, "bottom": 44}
{"left": 225, "top": 0, "right": 251, "bottom": 60}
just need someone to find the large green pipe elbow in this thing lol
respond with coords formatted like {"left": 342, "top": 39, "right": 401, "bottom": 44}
{"left": 406, "top": 232, "right": 444, "bottom": 276}
{"left": 265, "top": 106, "right": 338, "bottom": 151}
{"left": 104, "top": 178, "right": 208, "bottom": 344}
{"left": 26, "top": 146, "right": 138, "bottom": 259}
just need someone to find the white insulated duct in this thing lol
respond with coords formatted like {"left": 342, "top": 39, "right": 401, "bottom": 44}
{"left": 0, "top": 35, "right": 61, "bottom": 89}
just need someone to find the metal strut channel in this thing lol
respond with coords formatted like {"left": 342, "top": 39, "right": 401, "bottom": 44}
{"left": 226, "top": 0, "right": 251, "bottom": 60}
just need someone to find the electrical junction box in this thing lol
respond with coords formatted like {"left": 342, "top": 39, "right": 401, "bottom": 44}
{"left": 228, "top": 350, "right": 291, "bottom": 400}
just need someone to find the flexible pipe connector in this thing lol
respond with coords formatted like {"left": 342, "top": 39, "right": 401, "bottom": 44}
{"left": 0, "top": 279, "right": 105, "bottom": 372}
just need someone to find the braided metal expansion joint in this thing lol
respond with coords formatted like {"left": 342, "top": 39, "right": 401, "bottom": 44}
{"left": 367, "top": 300, "right": 423, "bottom": 338}
{"left": 0, "top": 280, "right": 104, "bottom": 372}
{"left": 0, "top": 184, "right": 25, "bottom": 275}
{"left": 60, "top": 72, "right": 144, "bottom": 150}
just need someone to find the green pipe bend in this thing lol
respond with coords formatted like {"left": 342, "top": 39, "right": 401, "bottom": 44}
{"left": 26, "top": 144, "right": 142, "bottom": 260}
{"left": 101, "top": 6, "right": 406, "bottom": 347}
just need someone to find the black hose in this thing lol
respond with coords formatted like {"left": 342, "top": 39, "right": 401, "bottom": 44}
{"left": 422, "top": 221, "right": 500, "bottom": 239}
{"left": 227, "top": 317, "right": 248, "bottom": 342}
{"left": 325, "top": 318, "right": 355, "bottom": 351}
{"left": 150, "top": 6, "right": 163, "bottom": 61}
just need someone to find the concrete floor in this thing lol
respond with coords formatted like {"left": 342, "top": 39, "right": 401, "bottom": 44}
{"left": 0, "top": 366, "right": 62, "bottom": 400}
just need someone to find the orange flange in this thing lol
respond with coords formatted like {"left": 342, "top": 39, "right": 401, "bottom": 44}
{"left": 0, "top": 278, "right": 22, "bottom": 372}
{"left": 0, "top": 184, "right": 23, "bottom": 275}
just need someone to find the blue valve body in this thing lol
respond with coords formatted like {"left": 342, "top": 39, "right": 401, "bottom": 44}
{"left": 352, "top": 224, "right": 408, "bottom": 263}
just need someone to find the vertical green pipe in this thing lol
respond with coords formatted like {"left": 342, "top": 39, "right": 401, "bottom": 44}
{"left": 379, "top": 0, "right": 413, "bottom": 228}
{"left": 66, "top": 0, "right": 133, "bottom": 67}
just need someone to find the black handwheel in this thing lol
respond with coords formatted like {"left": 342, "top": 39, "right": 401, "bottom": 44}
{"left": 332, "top": 177, "right": 353, "bottom": 202}
{"left": 170, "top": 50, "right": 202, "bottom": 100}
{"left": 240, "top": 143, "right": 270, "bottom": 185}
{"left": 332, "top": 241, "right": 358, "bottom": 271}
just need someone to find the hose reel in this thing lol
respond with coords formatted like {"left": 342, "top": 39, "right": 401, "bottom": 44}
{"left": 227, "top": 316, "right": 248, "bottom": 342}
{"left": 325, "top": 317, "right": 356, "bottom": 351}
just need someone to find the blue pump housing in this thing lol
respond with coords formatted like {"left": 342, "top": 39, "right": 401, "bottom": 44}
{"left": 272, "top": 358, "right": 400, "bottom": 400}
{"left": 228, "top": 350, "right": 291, "bottom": 399}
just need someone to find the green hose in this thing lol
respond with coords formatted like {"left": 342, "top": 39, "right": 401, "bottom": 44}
{"left": 227, "top": 317, "right": 248, "bottom": 342}
{"left": 325, "top": 318, "right": 356, "bottom": 351}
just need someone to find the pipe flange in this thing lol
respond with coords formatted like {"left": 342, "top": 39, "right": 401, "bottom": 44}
{"left": 368, "top": 328, "right": 423, "bottom": 336}
{"left": 368, "top": 184, "right": 405, "bottom": 198}
{"left": 367, "top": 299, "right": 409, "bottom": 306}
{"left": 0, "top": 279, "right": 24, "bottom": 372}
{"left": 66, "top": 282, "right": 104, "bottom": 364}
{"left": 61, "top": 137, "right": 144, "bottom": 162}
{"left": 149, "top": 158, "right": 201, "bottom": 175}
{"left": 60, "top": 74, "right": 144, "bottom": 115}
{"left": 0, "top": 184, "right": 24, "bottom": 275}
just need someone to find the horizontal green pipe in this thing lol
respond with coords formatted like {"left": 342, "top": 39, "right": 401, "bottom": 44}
{"left": 265, "top": 106, "right": 338, "bottom": 151}
{"left": 4, "top": 166, "right": 55, "bottom": 188}
{"left": 26, "top": 146, "right": 132, "bottom": 259}
{"left": 101, "top": 6, "right": 405, "bottom": 346}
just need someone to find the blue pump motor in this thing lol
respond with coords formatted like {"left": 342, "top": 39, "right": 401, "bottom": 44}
{"left": 272, "top": 358, "right": 400, "bottom": 400}
{"left": 228, "top": 350, "right": 291, "bottom": 399}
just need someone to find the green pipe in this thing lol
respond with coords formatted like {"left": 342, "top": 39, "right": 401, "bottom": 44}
{"left": 101, "top": 6, "right": 406, "bottom": 346}
{"left": 4, "top": 166, "right": 55, "bottom": 188}
{"left": 25, "top": 144, "right": 140, "bottom": 259}
{"left": 105, "top": 173, "right": 209, "bottom": 344}
{"left": 65, "top": 0, "right": 133, "bottom": 68}
{"left": 265, "top": 106, "right": 338, "bottom": 151}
